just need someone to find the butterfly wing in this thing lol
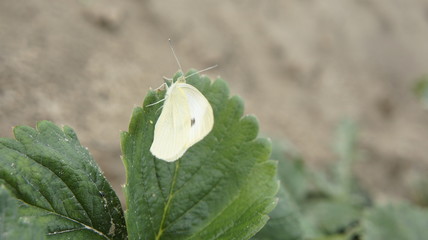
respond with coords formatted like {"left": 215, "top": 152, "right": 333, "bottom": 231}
{"left": 150, "top": 84, "right": 191, "bottom": 162}
{"left": 176, "top": 83, "right": 214, "bottom": 148}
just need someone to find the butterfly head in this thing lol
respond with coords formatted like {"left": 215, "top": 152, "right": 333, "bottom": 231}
{"left": 162, "top": 71, "right": 186, "bottom": 87}
{"left": 176, "top": 73, "right": 187, "bottom": 83}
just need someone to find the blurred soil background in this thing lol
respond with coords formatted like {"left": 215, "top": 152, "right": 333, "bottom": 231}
{"left": 1, "top": 0, "right": 428, "bottom": 204}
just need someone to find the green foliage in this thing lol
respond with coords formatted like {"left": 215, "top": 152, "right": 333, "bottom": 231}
{"left": 301, "top": 201, "right": 360, "bottom": 238}
{"left": 255, "top": 119, "right": 428, "bottom": 240}
{"left": 252, "top": 187, "right": 303, "bottom": 240}
{"left": 311, "top": 120, "right": 365, "bottom": 204}
{"left": 362, "top": 204, "right": 428, "bottom": 240}
{"left": 0, "top": 121, "right": 126, "bottom": 239}
{"left": 274, "top": 142, "right": 308, "bottom": 203}
{"left": 256, "top": 120, "right": 365, "bottom": 240}
{"left": 121, "top": 70, "right": 278, "bottom": 240}
{"left": 301, "top": 120, "right": 365, "bottom": 239}
{"left": 414, "top": 75, "right": 428, "bottom": 108}
{"left": 410, "top": 178, "right": 428, "bottom": 207}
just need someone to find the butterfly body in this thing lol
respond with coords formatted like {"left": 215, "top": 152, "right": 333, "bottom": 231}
{"left": 150, "top": 75, "right": 214, "bottom": 162}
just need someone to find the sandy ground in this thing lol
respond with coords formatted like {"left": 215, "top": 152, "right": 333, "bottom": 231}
{"left": 1, "top": 0, "right": 428, "bottom": 203}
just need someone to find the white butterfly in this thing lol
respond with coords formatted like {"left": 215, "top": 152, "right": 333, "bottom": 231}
{"left": 149, "top": 40, "right": 215, "bottom": 162}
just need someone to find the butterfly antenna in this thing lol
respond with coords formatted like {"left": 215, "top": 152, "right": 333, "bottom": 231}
{"left": 169, "top": 38, "right": 218, "bottom": 79}
{"left": 186, "top": 64, "right": 218, "bottom": 79}
{"left": 169, "top": 38, "right": 184, "bottom": 75}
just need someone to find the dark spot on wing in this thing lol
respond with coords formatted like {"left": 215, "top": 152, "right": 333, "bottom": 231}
{"left": 191, "top": 118, "right": 196, "bottom": 126}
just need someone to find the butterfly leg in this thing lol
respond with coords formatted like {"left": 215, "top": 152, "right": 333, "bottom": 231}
{"left": 155, "top": 104, "right": 164, "bottom": 114}
{"left": 162, "top": 76, "right": 173, "bottom": 85}
{"left": 154, "top": 82, "right": 168, "bottom": 91}
{"left": 146, "top": 98, "right": 166, "bottom": 107}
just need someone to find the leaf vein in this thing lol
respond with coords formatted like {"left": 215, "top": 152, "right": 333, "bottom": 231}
{"left": 155, "top": 161, "right": 180, "bottom": 240}
{"left": 154, "top": 159, "right": 167, "bottom": 203}
{"left": 14, "top": 197, "right": 110, "bottom": 239}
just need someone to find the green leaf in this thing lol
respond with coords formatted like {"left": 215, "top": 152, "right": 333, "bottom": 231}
{"left": 301, "top": 201, "right": 360, "bottom": 238}
{"left": 332, "top": 119, "right": 358, "bottom": 199}
{"left": 0, "top": 121, "right": 126, "bottom": 239}
{"left": 311, "top": 120, "right": 369, "bottom": 207}
{"left": 362, "top": 204, "right": 428, "bottom": 240}
{"left": 0, "top": 185, "right": 46, "bottom": 240}
{"left": 252, "top": 187, "right": 303, "bottom": 240}
{"left": 311, "top": 235, "right": 349, "bottom": 240}
{"left": 274, "top": 141, "right": 308, "bottom": 203}
{"left": 334, "top": 119, "right": 358, "bottom": 165}
{"left": 409, "top": 177, "right": 428, "bottom": 207}
{"left": 121, "top": 70, "right": 278, "bottom": 240}
{"left": 413, "top": 75, "right": 428, "bottom": 108}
